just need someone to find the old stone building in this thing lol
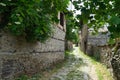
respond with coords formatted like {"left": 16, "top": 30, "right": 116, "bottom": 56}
{"left": 87, "top": 32, "right": 109, "bottom": 56}
{"left": 0, "top": 12, "right": 66, "bottom": 80}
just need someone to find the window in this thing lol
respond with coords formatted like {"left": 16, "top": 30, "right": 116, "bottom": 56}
{"left": 60, "top": 12, "right": 64, "bottom": 27}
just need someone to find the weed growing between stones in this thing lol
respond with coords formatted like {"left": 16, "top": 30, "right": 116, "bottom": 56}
{"left": 15, "top": 74, "right": 41, "bottom": 80}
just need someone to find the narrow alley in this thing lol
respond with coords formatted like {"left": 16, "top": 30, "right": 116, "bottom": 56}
{"left": 40, "top": 47, "right": 113, "bottom": 80}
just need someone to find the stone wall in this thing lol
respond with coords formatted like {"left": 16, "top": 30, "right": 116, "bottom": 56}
{"left": 87, "top": 33, "right": 109, "bottom": 46}
{"left": 87, "top": 33, "right": 109, "bottom": 56}
{"left": 0, "top": 25, "right": 65, "bottom": 80}
{"left": 87, "top": 45, "right": 112, "bottom": 65}
{"left": 99, "top": 46, "right": 113, "bottom": 67}
{"left": 111, "top": 49, "right": 120, "bottom": 80}
{"left": 86, "top": 33, "right": 120, "bottom": 79}
{"left": 86, "top": 33, "right": 116, "bottom": 79}
{"left": 99, "top": 46, "right": 120, "bottom": 80}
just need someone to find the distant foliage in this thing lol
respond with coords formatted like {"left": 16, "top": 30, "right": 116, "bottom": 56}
{"left": 66, "top": 11, "right": 80, "bottom": 43}
{"left": 0, "top": 0, "right": 69, "bottom": 42}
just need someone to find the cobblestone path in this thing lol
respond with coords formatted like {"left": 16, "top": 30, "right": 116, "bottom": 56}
{"left": 48, "top": 47, "right": 98, "bottom": 80}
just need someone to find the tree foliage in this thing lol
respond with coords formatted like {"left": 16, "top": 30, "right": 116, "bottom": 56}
{"left": 65, "top": 11, "right": 80, "bottom": 43}
{"left": 72, "top": 0, "right": 120, "bottom": 41}
{"left": 0, "top": 0, "right": 69, "bottom": 42}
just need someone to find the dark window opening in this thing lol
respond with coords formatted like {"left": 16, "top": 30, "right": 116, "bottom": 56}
{"left": 60, "top": 13, "right": 64, "bottom": 27}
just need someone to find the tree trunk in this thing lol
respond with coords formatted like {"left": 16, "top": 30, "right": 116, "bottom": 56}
{"left": 80, "top": 24, "right": 88, "bottom": 53}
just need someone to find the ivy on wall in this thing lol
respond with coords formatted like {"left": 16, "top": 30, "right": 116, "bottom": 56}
{"left": 0, "top": 0, "right": 69, "bottom": 42}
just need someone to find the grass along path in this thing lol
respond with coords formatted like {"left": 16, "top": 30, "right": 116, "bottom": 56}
{"left": 40, "top": 47, "right": 114, "bottom": 80}
{"left": 77, "top": 47, "right": 114, "bottom": 80}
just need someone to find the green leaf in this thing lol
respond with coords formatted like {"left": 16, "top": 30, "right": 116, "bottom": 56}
{"left": 110, "top": 16, "right": 120, "bottom": 25}
{"left": 108, "top": 38, "right": 115, "bottom": 45}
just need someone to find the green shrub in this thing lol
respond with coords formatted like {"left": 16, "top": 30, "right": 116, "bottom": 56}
{"left": 15, "top": 75, "right": 29, "bottom": 80}
{"left": 0, "top": 0, "right": 69, "bottom": 42}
